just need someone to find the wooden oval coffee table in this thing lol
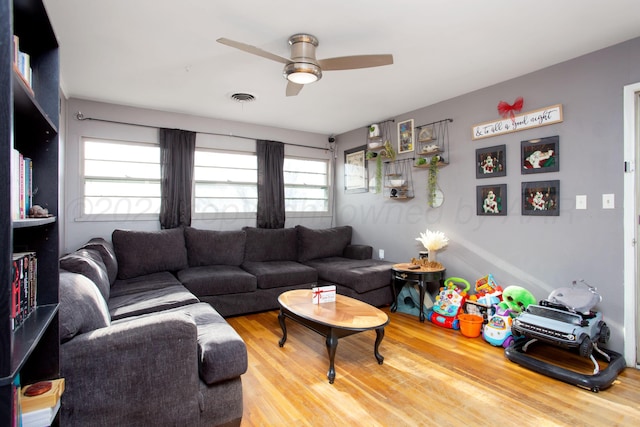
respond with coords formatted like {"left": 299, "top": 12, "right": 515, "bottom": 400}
{"left": 278, "top": 289, "right": 389, "bottom": 384}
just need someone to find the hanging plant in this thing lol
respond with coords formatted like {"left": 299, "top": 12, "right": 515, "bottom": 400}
{"left": 375, "top": 155, "right": 383, "bottom": 193}
{"left": 428, "top": 155, "right": 440, "bottom": 206}
{"left": 384, "top": 139, "right": 396, "bottom": 161}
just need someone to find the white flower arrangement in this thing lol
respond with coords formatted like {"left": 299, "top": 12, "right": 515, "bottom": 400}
{"left": 416, "top": 229, "right": 449, "bottom": 251}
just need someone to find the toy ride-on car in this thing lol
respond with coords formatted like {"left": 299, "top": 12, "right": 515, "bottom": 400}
{"left": 505, "top": 280, "right": 626, "bottom": 392}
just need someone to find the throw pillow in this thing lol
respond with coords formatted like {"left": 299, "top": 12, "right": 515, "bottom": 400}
{"left": 112, "top": 228, "right": 189, "bottom": 279}
{"left": 59, "top": 270, "right": 111, "bottom": 342}
{"left": 296, "top": 225, "right": 352, "bottom": 262}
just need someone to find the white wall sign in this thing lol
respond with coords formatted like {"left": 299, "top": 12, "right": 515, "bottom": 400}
{"left": 472, "top": 104, "right": 563, "bottom": 140}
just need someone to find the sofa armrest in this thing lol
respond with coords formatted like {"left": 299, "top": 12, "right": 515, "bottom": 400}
{"left": 343, "top": 244, "right": 373, "bottom": 260}
{"left": 61, "top": 312, "right": 201, "bottom": 425}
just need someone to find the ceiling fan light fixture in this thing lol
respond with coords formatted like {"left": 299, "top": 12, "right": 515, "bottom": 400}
{"left": 284, "top": 62, "right": 322, "bottom": 84}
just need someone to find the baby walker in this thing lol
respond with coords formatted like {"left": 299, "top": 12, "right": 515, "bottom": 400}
{"left": 427, "top": 277, "right": 469, "bottom": 330}
{"left": 505, "top": 280, "right": 626, "bottom": 392}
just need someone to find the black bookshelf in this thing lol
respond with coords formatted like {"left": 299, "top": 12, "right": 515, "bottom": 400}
{"left": 0, "top": 0, "right": 60, "bottom": 424}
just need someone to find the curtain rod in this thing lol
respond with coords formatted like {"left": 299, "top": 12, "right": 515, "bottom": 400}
{"left": 75, "top": 111, "right": 331, "bottom": 152}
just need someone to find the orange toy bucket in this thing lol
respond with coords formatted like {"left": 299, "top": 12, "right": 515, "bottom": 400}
{"left": 458, "top": 313, "right": 484, "bottom": 338}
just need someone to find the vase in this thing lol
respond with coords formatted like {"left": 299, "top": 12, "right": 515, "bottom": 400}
{"left": 428, "top": 249, "right": 437, "bottom": 263}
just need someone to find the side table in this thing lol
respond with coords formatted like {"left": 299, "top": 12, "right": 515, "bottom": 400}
{"left": 390, "top": 263, "right": 446, "bottom": 322}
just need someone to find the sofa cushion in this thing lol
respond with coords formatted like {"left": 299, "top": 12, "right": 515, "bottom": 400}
{"left": 296, "top": 225, "right": 352, "bottom": 262}
{"left": 241, "top": 261, "right": 317, "bottom": 289}
{"left": 184, "top": 227, "right": 246, "bottom": 267}
{"left": 59, "top": 249, "right": 111, "bottom": 300}
{"left": 108, "top": 284, "right": 199, "bottom": 321}
{"left": 304, "top": 257, "right": 392, "bottom": 294}
{"left": 110, "top": 271, "right": 183, "bottom": 298}
{"left": 178, "top": 266, "right": 257, "bottom": 297}
{"left": 81, "top": 237, "right": 118, "bottom": 285}
{"left": 59, "top": 270, "right": 111, "bottom": 342}
{"left": 243, "top": 227, "right": 297, "bottom": 262}
{"left": 112, "top": 228, "right": 189, "bottom": 279}
{"left": 115, "top": 303, "right": 248, "bottom": 385}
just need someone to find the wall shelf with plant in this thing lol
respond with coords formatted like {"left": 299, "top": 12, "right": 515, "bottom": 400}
{"left": 414, "top": 118, "right": 452, "bottom": 167}
{"left": 366, "top": 120, "right": 395, "bottom": 193}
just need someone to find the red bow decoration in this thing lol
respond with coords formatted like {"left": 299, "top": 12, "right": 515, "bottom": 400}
{"left": 497, "top": 97, "right": 524, "bottom": 121}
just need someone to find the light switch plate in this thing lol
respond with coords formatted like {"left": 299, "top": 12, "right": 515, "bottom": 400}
{"left": 576, "top": 195, "right": 587, "bottom": 210}
{"left": 603, "top": 193, "right": 615, "bottom": 209}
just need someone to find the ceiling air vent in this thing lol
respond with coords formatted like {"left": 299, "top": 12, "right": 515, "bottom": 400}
{"left": 230, "top": 92, "right": 256, "bottom": 103}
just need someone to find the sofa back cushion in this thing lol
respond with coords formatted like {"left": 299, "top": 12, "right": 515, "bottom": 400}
{"left": 81, "top": 237, "right": 118, "bottom": 285}
{"left": 184, "top": 227, "right": 246, "bottom": 267}
{"left": 296, "top": 225, "right": 353, "bottom": 262}
{"left": 112, "top": 228, "right": 189, "bottom": 279}
{"left": 59, "top": 270, "right": 111, "bottom": 342}
{"left": 243, "top": 227, "right": 297, "bottom": 262}
{"left": 59, "top": 249, "right": 111, "bottom": 300}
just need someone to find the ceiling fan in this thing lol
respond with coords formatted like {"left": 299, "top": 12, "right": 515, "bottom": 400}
{"left": 217, "top": 34, "right": 393, "bottom": 96}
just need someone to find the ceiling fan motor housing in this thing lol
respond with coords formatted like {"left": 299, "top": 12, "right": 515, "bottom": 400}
{"left": 284, "top": 34, "right": 322, "bottom": 82}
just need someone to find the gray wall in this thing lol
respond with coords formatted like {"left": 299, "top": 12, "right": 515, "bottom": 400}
{"left": 335, "top": 37, "right": 640, "bottom": 353}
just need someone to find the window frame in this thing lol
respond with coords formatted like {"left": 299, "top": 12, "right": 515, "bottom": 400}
{"left": 77, "top": 137, "right": 161, "bottom": 222}
{"left": 192, "top": 148, "right": 332, "bottom": 221}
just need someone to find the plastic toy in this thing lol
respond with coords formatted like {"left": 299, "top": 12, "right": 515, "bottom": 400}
{"left": 483, "top": 305, "right": 514, "bottom": 347}
{"left": 497, "top": 285, "right": 536, "bottom": 316}
{"left": 505, "top": 280, "right": 626, "bottom": 392}
{"left": 428, "top": 277, "right": 469, "bottom": 330}
{"left": 475, "top": 274, "right": 499, "bottom": 294}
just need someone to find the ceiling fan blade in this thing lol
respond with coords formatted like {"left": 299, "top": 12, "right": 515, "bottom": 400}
{"left": 217, "top": 37, "right": 291, "bottom": 64}
{"left": 286, "top": 81, "right": 304, "bottom": 97}
{"left": 318, "top": 54, "right": 393, "bottom": 71}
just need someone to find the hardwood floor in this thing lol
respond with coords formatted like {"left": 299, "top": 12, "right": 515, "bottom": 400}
{"left": 226, "top": 307, "right": 640, "bottom": 427}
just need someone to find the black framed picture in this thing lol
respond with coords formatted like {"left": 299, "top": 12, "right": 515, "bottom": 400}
{"left": 476, "top": 184, "right": 507, "bottom": 216}
{"left": 522, "top": 180, "right": 560, "bottom": 216}
{"left": 344, "top": 145, "right": 368, "bottom": 193}
{"left": 521, "top": 135, "right": 559, "bottom": 174}
{"left": 476, "top": 144, "right": 506, "bottom": 178}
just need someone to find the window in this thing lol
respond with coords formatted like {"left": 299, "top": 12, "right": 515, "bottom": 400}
{"left": 81, "top": 139, "right": 330, "bottom": 219}
{"left": 194, "top": 149, "right": 258, "bottom": 214}
{"left": 284, "top": 157, "right": 329, "bottom": 212}
{"left": 82, "top": 138, "right": 160, "bottom": 216}
{"left": 194, "top": 149, "right": 329, "bottom": 216}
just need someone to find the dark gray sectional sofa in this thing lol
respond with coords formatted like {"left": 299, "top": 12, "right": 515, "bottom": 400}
{"left": 57, "top": 225, "right": 393, "bottom": 426}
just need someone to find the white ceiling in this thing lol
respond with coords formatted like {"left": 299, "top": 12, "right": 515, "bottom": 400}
{"left": 43, "top": 0, "right": 640, "bottom": 135}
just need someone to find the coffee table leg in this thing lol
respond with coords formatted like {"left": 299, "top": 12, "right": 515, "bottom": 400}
{"left": 374, "top": 327, "right": 385, "bottom": 364}
{"left": 326, "top": 329, "right": 338, "bottom": 384}
{"left": 278, "top": 310, "right": 287, "bottom": 347}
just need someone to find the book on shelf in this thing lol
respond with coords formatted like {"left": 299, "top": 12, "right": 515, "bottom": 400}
{"left": 11, "top": 252, "right": 37, "bottom": 330}
{"left": 12, "top": 34, "right": 33, "bottom": 93}
{"left": 11, "top": 374, "right": 21, "bottom": 427}
{"left": 20, "top": 378, "right": 65, "bottom": 427}
{"left": 10, "top": 148, "right": 35, "bottom": 220}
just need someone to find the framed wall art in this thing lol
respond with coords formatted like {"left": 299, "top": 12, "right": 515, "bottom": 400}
{"left": 397, "top": 119, "right": 414, "bottom": 153}
{"left": 522, "top": 180, "right": 560, "bottom": 216}
{"left": 521, "top": 135, "right": 559, "bottom": 174}
{"left": 344, "top": 145, "right": 368, "bottom": 193}
{"left": 476, "top": 184, "right": 507, "bottom": 216}
{"left": 476, "top": 144, "right": 506, "bottom": 178}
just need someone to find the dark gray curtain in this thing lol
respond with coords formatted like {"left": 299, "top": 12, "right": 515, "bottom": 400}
{"left": 256, "top": 139, "right": 285, "bottom": 229}
{"left": 159, "top": 128, "right": 196, "bottom": 229}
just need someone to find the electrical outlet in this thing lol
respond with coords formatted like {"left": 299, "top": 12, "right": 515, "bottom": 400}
{"left": 378, "top": 249, "right": 384, "bottom": 260}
